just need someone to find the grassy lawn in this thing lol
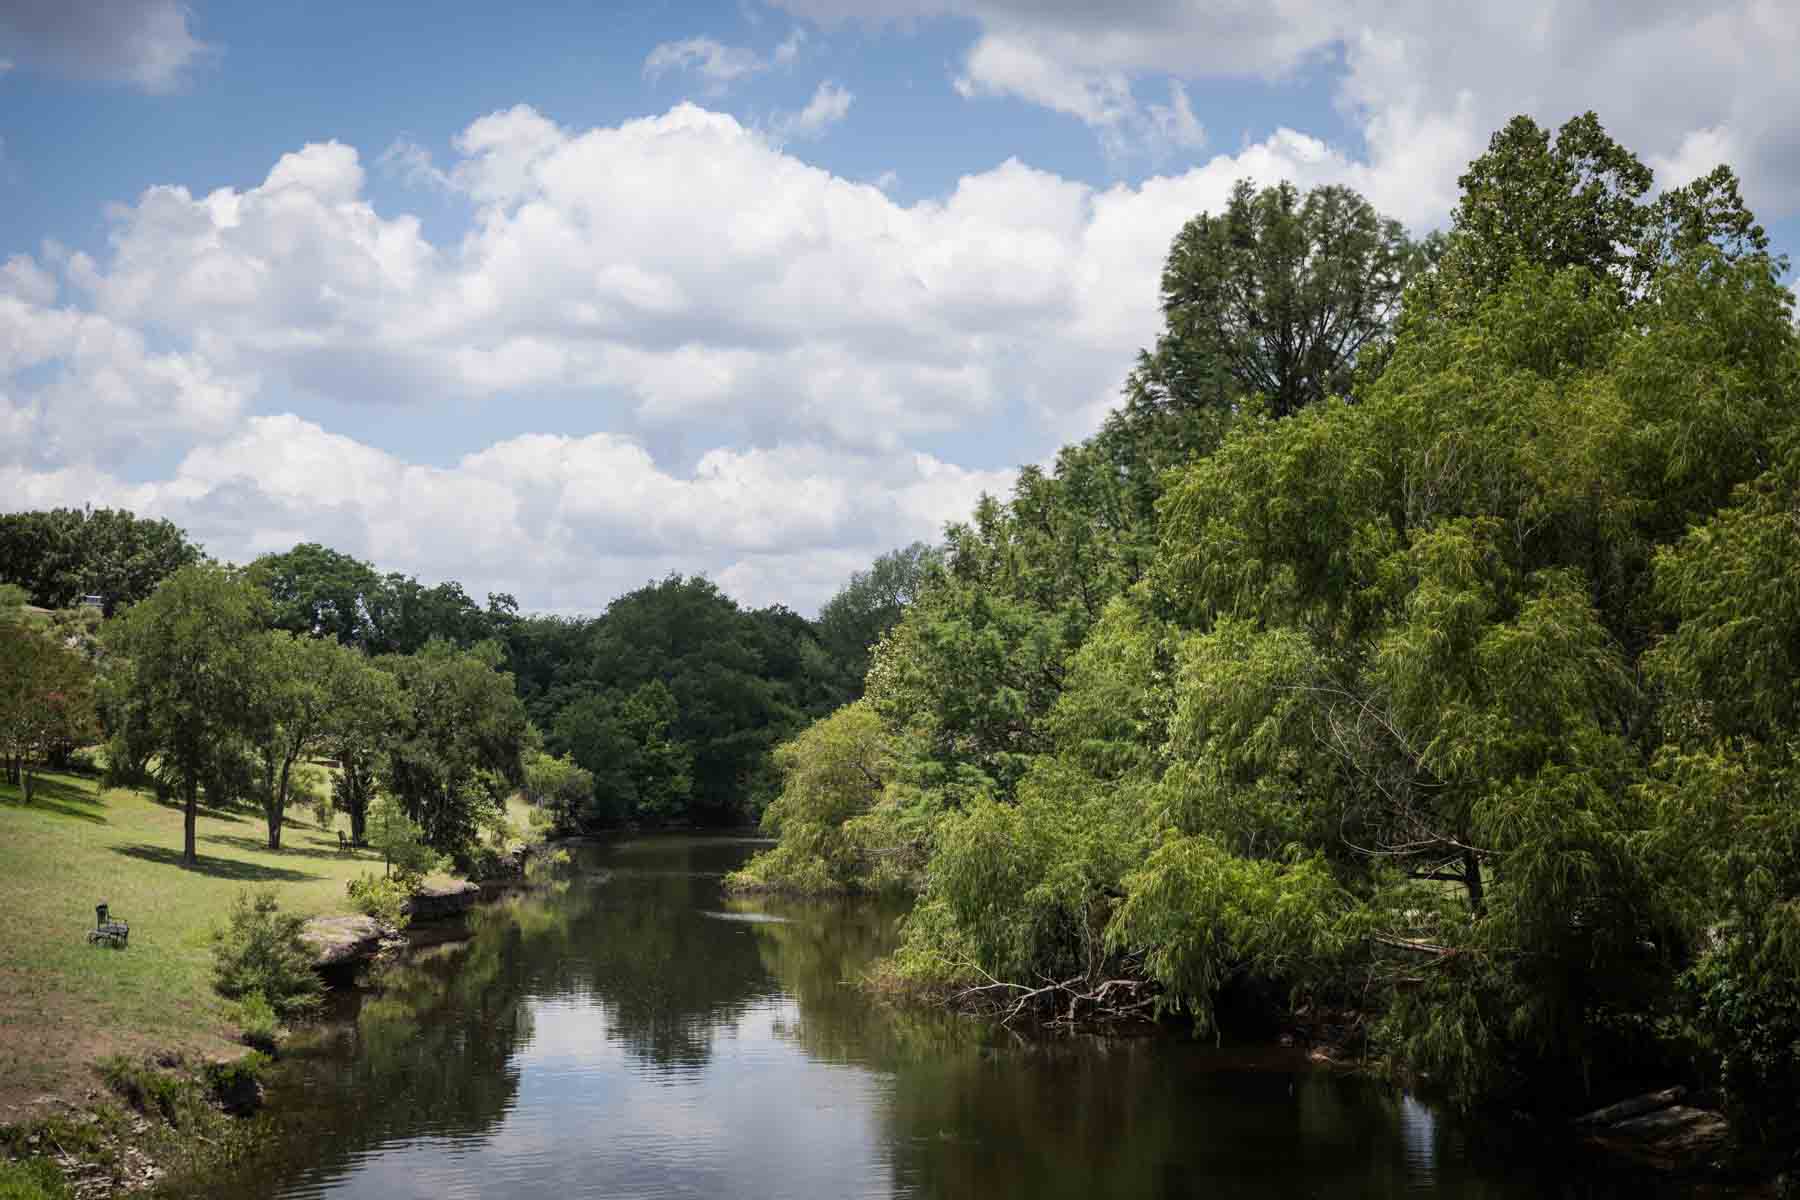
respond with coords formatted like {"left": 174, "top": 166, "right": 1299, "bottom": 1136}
{"left": 0, "top": 770, "right": 389, "bottom": 1120}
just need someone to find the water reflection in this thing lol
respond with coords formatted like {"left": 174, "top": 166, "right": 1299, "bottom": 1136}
{"left": 187, "top": 836, "right": 1688, "bottom": 1200}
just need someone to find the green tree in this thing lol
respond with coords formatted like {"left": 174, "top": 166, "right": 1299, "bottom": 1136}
{"left": 728, "top": 701, "right": 894, "bottom": 894}
{"left": 0, "top": 507, "right": 201, "bottom": 612}
{"left": 381, "top": 640, "right": 529, "bottom": 860}
{"left": 245, "top": 632, "right": 368, "bottom": 850}
{"left": 327, "top": 658, "right": 404, "bottom": 845}
{"left": 521, "top": 749, "right": 595, "bottom": 829}
{"left": 816, "top": 543, "right": 940, "bottom": 691}
{"left": 1134, "top": 179, "right": 1422, "bottom": 420}
{"left": 366, "top": 793, "right": 439, "bottom": 879}
{"left": 251, "top": 542, "right": 384, "bottom": 646}
{"left": 552, "top": 681, "right": 693, "bottom": 825}
{"left": 103, "top": 565, "right": 270, "bottom": 863}
{"left": 1426, "top": 110, "right": 1777, "bottom": 316}
{"left": 0, "top": 594, "right": 97, "bottom": 797}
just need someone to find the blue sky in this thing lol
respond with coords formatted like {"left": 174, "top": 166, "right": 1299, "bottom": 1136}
{"left": 3, "top": 1, "right": 1797, "bottom": 614}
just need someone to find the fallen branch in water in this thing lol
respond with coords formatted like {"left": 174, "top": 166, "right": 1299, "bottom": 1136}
{"left": 944, "top": 959, "right": 1161, "bottom": 1027}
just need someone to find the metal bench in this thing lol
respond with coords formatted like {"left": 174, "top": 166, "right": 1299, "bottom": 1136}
{"left": 87, "top": 901, "right": 129, "bottom": 948}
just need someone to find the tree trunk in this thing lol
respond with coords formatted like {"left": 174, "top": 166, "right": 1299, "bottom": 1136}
{"left": 264, "top": 761, "right": 282, "bottom": 850}
{"left": 267, "top": 759, "right": 292, "bottom": 851}
{"left": 22, "top": 767, "right": 34, "bottom": 805}
{"left": 183, "top": 774, "right": 198, "bottom": 865}
{"left": 1463, "top": 848, "right": 1486, "bottom": 916}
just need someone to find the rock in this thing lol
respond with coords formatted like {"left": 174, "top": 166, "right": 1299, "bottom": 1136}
{"left": 1573, "top": 1086, "right": 1686, "bottom": 1129}
{"left": 301, "top": 913, "right": 386, "bottom": 968}
{"left": 402, "top": 878, "right": 481, "bottom": 921}
{"left": 1588, "top": 1106, "right": 1731, "bottom": 1169}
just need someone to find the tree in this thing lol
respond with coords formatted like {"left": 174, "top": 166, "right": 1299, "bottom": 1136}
{"left": 366, "top": 794, "right": 438, "bottom": 879}
{"left": 0, "top": 591, "right": 97, "bottom": 798}
{"left": 245, "top": 632, "right": 367, "bottom": 850}
{"left": 553, "top": 681, "right": 693, "bottom": 825}
{"left": 103, "top": 565, "right": 270, "bottom": 863}
{"left": 816, "top": 542, "right": 941, "bottom": 691}
{"left": 251, "top": 543, "right": 384, "bottom": 646}
{"left": 0, "top": 507, "right": 201, "bottom": 612}
{"left": 381, "top": 640, "right": 529, "bottom": 860}
{"left": 1133, "top": 179, "right": 1422, "bottom": 420}
{"left": 328, "top": 658, "right": 404, "bottom": 846}
{"left": 1429, "top": 111, "right": 1777, "bottom": 314}
{"left": 522, "top": 750, "right": 595, "bottom": 829}
{"left": 727, "top": 701, "right": 894, "bottom": 893}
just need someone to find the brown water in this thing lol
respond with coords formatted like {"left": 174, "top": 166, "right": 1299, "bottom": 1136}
{"left": 192, "top": 835, "right": 1676, "bottom": 1199}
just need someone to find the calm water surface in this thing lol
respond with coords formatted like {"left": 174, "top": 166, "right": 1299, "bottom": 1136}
{"left": 197, "top": 836, "right": 1672, "bottom": 1199}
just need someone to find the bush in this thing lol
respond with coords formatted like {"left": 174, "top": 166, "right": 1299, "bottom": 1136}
{"left": 346, "top": 872, "right": 412, "bottom": 928}
{"left": 233, "top": 993, "right": 280, "bottom": 1053}
{"left": 210, "top": 890, "right": 323, "bottom": 1018}
{"left": 0, "top": 1158, "right": 67, "bottom": 1200}
{"left": 1683, "top": 935, "right": 1800, "bottom": 1144}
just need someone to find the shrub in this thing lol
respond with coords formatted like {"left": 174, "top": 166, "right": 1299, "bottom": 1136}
{"left": 346, "top": 872, "right": 412, "bottom": 928}
{"left": 1683, "top": 934, "right": 1800, "bottom": 1144}
{"left": 0, "top": 1158, "right": 67, "bottom": 1200}
{"left": 210, "top": 890, "right": 323, "bottom": 1018}
{"left": 525, "top": 846, "right": 572, "bottom": 881}
{"left": 233, "top": 993, "right": 280, "bottom": 1053}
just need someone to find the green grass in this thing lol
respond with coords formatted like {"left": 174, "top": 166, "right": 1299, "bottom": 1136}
{"left": 0, "top": 770, "right": 396, "bottom": 1117}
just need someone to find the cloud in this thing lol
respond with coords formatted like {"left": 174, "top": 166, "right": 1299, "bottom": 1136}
{"left": 644, "top": 36, "right": 773, "bottom": 93}
{"left": 0, "top": 0, "right": 211, "bottom": 92}
{"left": 0, "top": 415, "right": 1013, "bottom": 612}
{"left": 771, "top": 80, "right": 853, "bottom": 140}
{"left": 769, "top": 0, "right": 1800, "bottom": 216}
{"left": 3, "top": 99, "right": 1423, "bottom": 610}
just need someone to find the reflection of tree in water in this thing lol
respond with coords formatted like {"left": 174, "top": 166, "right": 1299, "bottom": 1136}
{"left": 744, "top": 898, "right": 1604, "bottom": 1200}
{"left": 744, "top": 895, "right": 979, "bottom": 1071}
{"left": 576, "top": 873, "right": 774, "bottom": 1067}
{"left": 203, "top": 885, "right": 593, "bottom": 1198}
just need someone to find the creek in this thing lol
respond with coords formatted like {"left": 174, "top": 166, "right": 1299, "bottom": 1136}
{"left": 192, "top": 835, "right": 1680, "bottom": 1199}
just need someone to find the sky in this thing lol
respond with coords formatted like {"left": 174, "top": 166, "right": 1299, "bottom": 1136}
{"left": 3, "top": 1, "right": 1798, "bottom": 617}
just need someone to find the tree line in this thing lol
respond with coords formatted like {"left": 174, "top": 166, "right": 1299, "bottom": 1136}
{"left": 2, "top": 528, "right": 936, "bottom": 869}
{"left": 730, "top": 113, "right": 1800, "bottom": 1142}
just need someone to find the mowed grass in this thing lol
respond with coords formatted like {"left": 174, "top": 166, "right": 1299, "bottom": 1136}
{"left": 0, "top": 770, "right": 386, "bottom": 1118}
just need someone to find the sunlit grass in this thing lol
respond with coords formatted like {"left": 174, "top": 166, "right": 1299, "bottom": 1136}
{"left": 0, "top": 770, "right": 386, "bottom": 1113}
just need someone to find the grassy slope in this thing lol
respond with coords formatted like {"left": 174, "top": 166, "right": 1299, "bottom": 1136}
{"left": 0, "top": 771, "right": 386, "bottom": 1118}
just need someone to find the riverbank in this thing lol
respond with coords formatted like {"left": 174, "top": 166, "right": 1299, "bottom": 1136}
{"left": 0, "top": 769, "right": 415, "bottom": 1120}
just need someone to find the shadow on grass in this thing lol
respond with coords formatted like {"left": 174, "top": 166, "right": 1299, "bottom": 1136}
{"left": 204, "top": 833, "right": 369, "bottom": 864}
{"left": 0, "top": 776, "right": 109, "bottom": 824}
{"left": 112, "top": 843, "right": 323, "bottom": 882}
{"left": 147, "top": 793, "right": 252, "bottom": 824}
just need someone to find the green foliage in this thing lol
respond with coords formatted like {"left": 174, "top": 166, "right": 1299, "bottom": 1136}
{"left": 366, "top": 794, "right": 440, "bottom": 879}
{"left": 233, "top": 992, "right": 281, "bottom": 1052}
{"left": 209, "top": 890, "right": 324, "bottom": 1018}
{"left": 727, "top": 701, "right": 895, "bottom": 894}
{"left": 1136, "top": 178, "right": 1423, "bottom": 419}
{"left": 101, "top": 563, "right": 272, "bottom": 863}
{"left": 347, "top": 872, "right": 413, "bottom": 928}
{"left": 522, "top": 749, "right": 594, "bottom": 829}
{"left": 0, "top": 613, "right": 97, "bottom": 789}
{"left": 1682, "top": 934, "right": 1800, "bottom": 1143}
{"left": 0, "top": 1157, "right": 67, "bottom": 1200}
{"left": 553, "top": 680, "right": 693, "bottom": 825}
{"left": 1109, "top": 837, "right": 1362, "bottom": 1035}
{"left": 381, "top": 639, "right": 529, "bottom": 859}
{"left": 0, "top": 507, "right": 201, "bottom": 613}
{"left": 816, "top": 542, "right": 941, "bottom": 693}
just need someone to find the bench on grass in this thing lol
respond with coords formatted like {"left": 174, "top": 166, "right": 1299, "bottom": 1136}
{"left": 88, "top": 901, "right": 129, "bottom": 948}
